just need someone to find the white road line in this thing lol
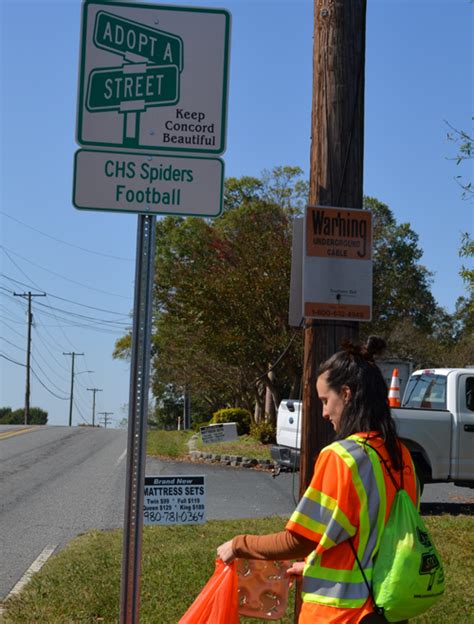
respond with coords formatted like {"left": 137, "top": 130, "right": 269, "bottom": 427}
{"left": 7, "top": 545, "right": 58, "bottom": 598}
{"left": 116, "top": 448, "right": 127, "bottom": 466}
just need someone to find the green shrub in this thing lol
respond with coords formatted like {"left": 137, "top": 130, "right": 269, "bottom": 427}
{"left": 210, "top": 407, "right": 251, "bottom": 435}
{"left": 250, "top": 421, "right": 276, "bottom": 444}
{"left": 4, "top": 407, "right": 48, "bottom": 425}
{"left": 0, "top": 407, "right": 12, "bottom": 423}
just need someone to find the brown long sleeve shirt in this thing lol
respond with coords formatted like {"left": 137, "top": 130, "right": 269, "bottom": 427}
{"left": 232, "top": 530, "right": 315, "bottom": 560}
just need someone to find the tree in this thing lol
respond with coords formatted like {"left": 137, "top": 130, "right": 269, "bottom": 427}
{"left": 150, "top": 199, "right": 301, "bottom": 423}
{"left": 361, "top": 197, "right": 438, "bottom": 337}
{"left": 446, "top": 119, "right": 473, "bottom": 200}
{"left": 0, "top": 406, "right": 48, "bottom": 425}
{"left": 114, "top": 168, "right": 306, "bottom": 426}
{"left": 114, "top": 170, "right": 456, "bottom": 425}
{"left": 0, "top": 407, "right": 12, "bottom": 423}
{"left": 446, "top": 116, "right": 473, "bottom": 354}
{"left": 459, "top": 232, "right": 474, "bottom": 301}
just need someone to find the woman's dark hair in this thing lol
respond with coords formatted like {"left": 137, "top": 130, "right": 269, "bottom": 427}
{"left": 317, "top": 335, "right": 402, "bottom": 469}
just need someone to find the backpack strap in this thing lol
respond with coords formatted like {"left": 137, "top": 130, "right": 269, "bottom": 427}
{"left": 349, "top": 438, "right": 405, "bottom": 619}
{"left": 348, "top": 539, "right": 385, "bottom": 617}
{"left": 361, "top": 440, "right": 403, "bottom": 492}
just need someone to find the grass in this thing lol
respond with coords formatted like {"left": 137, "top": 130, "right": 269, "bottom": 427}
{"left": 3, "top": 515, "right": 473, "bottom": 623}
{"left": 146, "top": 430, "right": 193, "bottom": 458}
{"left": 146, "top": 430, "right": 273, "bottom": 462}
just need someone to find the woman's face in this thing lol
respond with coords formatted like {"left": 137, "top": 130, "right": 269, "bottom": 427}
{"left": 316, "top": 372, "right": 351, "bottom": 433}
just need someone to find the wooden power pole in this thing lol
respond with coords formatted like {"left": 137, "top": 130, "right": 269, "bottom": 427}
{"left": 300, "top": 0, "right": 367, "bottom": 495}
{"left": 14, "top": 291, "right": 46, "bottom": 425}
{"left": 295, "top": 3, "right": 367, "bottom": 618}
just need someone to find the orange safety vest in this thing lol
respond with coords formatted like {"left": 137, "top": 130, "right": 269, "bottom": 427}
{"left": 286, "top": 432, "right": 418, "bottom": 624}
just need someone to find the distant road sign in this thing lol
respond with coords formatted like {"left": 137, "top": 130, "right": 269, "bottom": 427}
{"left": 73, "top": 148, "right": 224, "bottom": 217}
{"left": 87, "top": 64, "right": 179, "bottom": 112}
{"left": 93, "top": 10, "right": 183, "bottom": 69}
{"left": 77, "top": 2, "right": 230, "bottom": 154}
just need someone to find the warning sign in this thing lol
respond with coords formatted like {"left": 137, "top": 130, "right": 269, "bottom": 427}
{"left": 303, "top": 205, "right": 372, "bottom": 321}
{"left": 306, "top": 206, "right": 372, "bottom": 260}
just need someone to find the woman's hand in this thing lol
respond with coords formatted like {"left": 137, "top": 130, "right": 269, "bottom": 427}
{"left": 217, "top": 539, "right": 235, "bottom": 564}
{"left": 286, "top": 561, "right": 305, "bottom": 587}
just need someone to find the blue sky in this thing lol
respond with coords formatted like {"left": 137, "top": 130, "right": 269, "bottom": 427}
{"left": 1, "top": 0, "right": 472, "bottom": 428}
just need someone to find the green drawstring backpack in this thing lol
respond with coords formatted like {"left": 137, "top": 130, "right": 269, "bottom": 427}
{"left": 351, "top": 443, "right": 445, "bottom": 623}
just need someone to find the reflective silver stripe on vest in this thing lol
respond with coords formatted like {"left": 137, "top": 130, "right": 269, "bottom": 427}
{"left": 292, "top": 497, "right": 353, "bottom": 545}
{"left": 338, "top": 439, "right": 381, "bottom": 567}
{"left": 302, "top": 574, "right": 369, "bottom": 600}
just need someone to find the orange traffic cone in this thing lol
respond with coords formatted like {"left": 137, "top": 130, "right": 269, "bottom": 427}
{"left": 388, "top": 369, "right": 401, "bottom": 407}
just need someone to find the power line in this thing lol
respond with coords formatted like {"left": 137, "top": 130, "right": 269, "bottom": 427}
{"left": 1, "top": 210, "right": 133, "bottom": 262}
{"left": 30, "top": 367, "right": 69, "bottom": 400}
{"left": 0, "top": 318, "right": 26, "bottom": 339}
{"left": 32, "top": 326, "right": 72, "bottom": 379}
{"left": 0, "top": 352, "right": 26, "bottom": 367}
{"left": 33, "top": 300, "right": 130, "bottom": 326}
{"left": 2, "top": 274, "right": 132, "bottom": 315}
{"left": 3, "top": 289, "right": 130, "bottom": 331}
{"left": 30, "top": 353, "right": 69, "bottom": 396}
{"left": 73, "top": 399, "right": 91, "bottom": 426}
{"left": 0, "top": 336, "right": 25, "bottom": 353}
{"left": 0, "top": 312, "right": 25, "bottom": 325}
{"left": 1, "top": 246, "right": 131, "bottom": 299}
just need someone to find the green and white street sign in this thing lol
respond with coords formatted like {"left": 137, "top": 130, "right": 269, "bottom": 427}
{"left": 73, "top": 149, "right": 224, "bottom": 217}
{"left": 93, "top": 10, "right": 183, "bottom": 70}
{"left": 77, "top": 2, "right": 231, "bottom": 154}
{"left": 87, "top": 64, "right": 179, "bottom": 111}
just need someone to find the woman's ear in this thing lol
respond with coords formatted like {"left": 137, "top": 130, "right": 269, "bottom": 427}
{"left": 341, "top": 385, "right": 352, "bottom": 404}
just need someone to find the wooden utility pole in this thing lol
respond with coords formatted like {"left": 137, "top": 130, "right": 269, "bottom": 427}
{"left": 63, "top": 352, "right": 84, "bottom": 427}
{"left": 295, "top": 3, "right": 367, "bottom": 618}
{"left": 87, "top": 387, "right": 103, "bottom": 426}
{"left": 14, "top": 291, "right": 46, "bottom": 425}
{"left": 300, "top": 0, "right": 367, "bottom": 495}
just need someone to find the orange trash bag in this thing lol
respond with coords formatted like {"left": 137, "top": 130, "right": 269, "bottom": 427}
{"left": 178, "top": 558, "right": 239, "bottom": 624}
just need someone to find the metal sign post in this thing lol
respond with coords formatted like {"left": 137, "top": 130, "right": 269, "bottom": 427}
{"left": 74, "top": 4, "right": 231, "bottom": 622}
{"left": 120, "top": 213, "right": 156, "bottom": 624}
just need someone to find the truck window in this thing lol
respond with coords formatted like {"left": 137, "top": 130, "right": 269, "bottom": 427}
{"left": 466, "top": 377, "right": 474, "bottom": 412}
{"left": 402, "top": 374, "right": 447, "bottom": 410}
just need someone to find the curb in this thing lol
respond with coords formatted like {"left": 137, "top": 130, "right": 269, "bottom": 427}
{"left": 188, "top": 450, "right": 277, "bottom": 471}
{"left": 186, "top": 433, "right": 277, "bottom": 471}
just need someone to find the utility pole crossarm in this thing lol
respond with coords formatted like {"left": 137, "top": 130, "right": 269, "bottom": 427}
{"left": 98, "top": 411, "right": 113, "bottom": 429}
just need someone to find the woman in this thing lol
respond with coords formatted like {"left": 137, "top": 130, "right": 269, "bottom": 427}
{"left": 217, "top": 336, "right": 417, "bottom": 623}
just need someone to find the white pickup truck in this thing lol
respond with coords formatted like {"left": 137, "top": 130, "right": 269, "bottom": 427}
{"left": 271, "top": 368, "right": 474, "bottom": 489}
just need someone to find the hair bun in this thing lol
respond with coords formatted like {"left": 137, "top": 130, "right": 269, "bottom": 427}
{"left": 340, "top": 339, "right": 360, "bottom": 357}
{"left": 365, "top": 335, "right": 386, "bottom": 359}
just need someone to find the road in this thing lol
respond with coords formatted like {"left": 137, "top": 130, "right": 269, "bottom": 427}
{"left": 0, "top": 425, "right": 127, "bottom": 600}
{"left": 1, "top": 425, "right": 472, "bottom": 600}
